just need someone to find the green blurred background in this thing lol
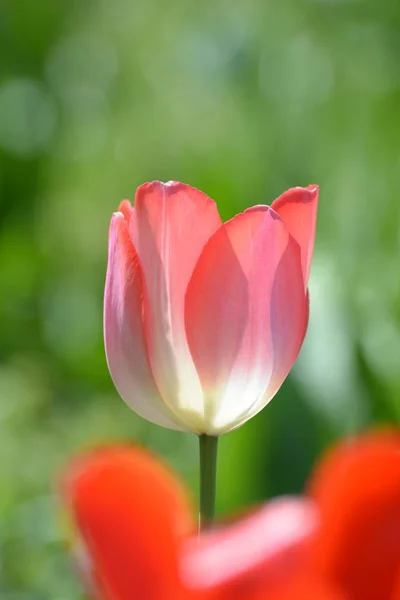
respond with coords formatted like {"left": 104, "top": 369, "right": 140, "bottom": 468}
{"left": 1, "top": 0, "right": 399, "bottom": 597}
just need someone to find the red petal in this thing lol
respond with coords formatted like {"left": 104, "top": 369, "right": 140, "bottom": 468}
{"left": 265, "top": 579, "right": 346, "bottom": 600}
{"left": 308, "top": 431, "right": 400, "bottom": 600}
{"left": 63, "top": 446, "right": 194, "bottom": 600}
{"left": 391, "top": 569, "right": 400, "bottom": 600}
{"left": 271, "top": 185, "right": 319, "bottom": 286}
{"left": 118, "top": 199, "right": 133, "bottom": 221}
{"left": 183, "top": 497, "right": 318, "bottom": 597}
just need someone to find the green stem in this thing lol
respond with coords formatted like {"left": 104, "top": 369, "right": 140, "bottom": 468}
{"left": 199, "top": 434, "right": 218, "bottom": 532}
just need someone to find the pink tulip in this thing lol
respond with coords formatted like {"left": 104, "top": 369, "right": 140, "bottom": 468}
{"left": 104, "top": 181, "right": 318, "bottom": 434}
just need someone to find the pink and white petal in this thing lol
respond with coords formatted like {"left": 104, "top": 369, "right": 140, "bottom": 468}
{"left": 130, "top": 181, "right": 222, "bottom": 431}
{"left": 104, "top": 212, "right": 187, "bottom": 431}
{"left": 271, "top": 186, "right": 319, "bottom": 287}
{"left": 269, "top": 251, "right": 309, "bottom": 389}
{"left": 235, "top": 241, "right": 308, "bottom": 429}
{"left": 182, "top": 497, "right": 318, "bottom": 593}
{"left": 185, "top": 206, "right": 305, "bottom": 434}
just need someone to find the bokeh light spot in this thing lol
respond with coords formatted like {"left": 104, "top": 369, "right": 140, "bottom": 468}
{"left": 0, "top": 79, "right": 57, "bottom": 157}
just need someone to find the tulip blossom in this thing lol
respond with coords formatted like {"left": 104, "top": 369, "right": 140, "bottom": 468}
{"left": 63, "top": 430, "right": 400, "bottom": 600}
{"left": 63, "top": 446, "right": 321, "bottom": 600}
{"left": 104, "top": 181, "right": 318, "bottom": 435}
{"left": 307, "top": 431, "right": 400, "bottom": 600}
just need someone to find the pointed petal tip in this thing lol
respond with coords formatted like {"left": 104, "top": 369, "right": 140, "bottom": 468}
{"left": 136, "top": 180, "right": 164, "bottom": 191}
{"left": 109, "top": 211, "right": 128, "bottom": 240}
{"left": 164, "top": 180, "right": 179, "bottom": 187}
{"left": 117, "top": 200, "right": 133, "bottom": 221}
{"left": 133, "top": 181, "right": 166, "bottom": 205}
{"left": 271, "top": 185, "right": 319, "bottom": 286}
{"left": 280, "top": 185, "right": 319, "bottom": 202}
{"left": 111, "top": 210, "right": 125, "bottom": 223}
{"left": 243, "top": 204, "right": 280, "bottom": 217}
{"left": 134, "top": 180, "right": 217, "bottom": 206}
{"left": 135, "top": 180, "right": 180, "bottom": 195}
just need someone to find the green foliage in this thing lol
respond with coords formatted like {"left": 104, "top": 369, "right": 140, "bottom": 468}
{"left": 0, "top": 0, "right": 399, "bottom": 596}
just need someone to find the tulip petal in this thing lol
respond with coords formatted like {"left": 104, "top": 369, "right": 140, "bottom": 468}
{"left": 118, "top": 199, "right": 133, "bottom": 221}
{"left": 260, "top": 250, "right": 309, "bottom": 408}
{"left": 185, "top": 207, "right": 307, "bottom": 434}
{"left": 104, "top": 212, "right": 187, "bottom": 430}
{"left": 271, "top": 186, "right": 319, "bottom": 286}
{"left": 183, "top": 497, "right": 318, "bottom": 595}
{"left": 391, "top": 570, "right": 400, "bottom": 600}
{"left": 266, "top": 580, "right": 346, "bottom": 600}
{"left": 131, "top": 181, "right": 222, "bottom": 431}
{"left": 308, "top": 431, "right": 400, "bottom": 600}
{"left": 63, "top": 446, "right": 194, "bottom": 600}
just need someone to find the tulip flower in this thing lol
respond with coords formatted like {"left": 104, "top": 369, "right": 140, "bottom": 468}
{"left": 104, "top": 181, "right": 318, "bottom": 436}
{"left": 104, "top": 180, "right": 318, "bottom": 525}
{"left": 63, "top": 445, "right": 320, "bottom": 600}
{"left": 63, "top": 430, "right": 400, "bottom": 600}
{"left": 307, "top": 431, "right": 400, "bottom": 600}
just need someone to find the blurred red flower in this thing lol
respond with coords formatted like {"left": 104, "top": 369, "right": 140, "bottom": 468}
{"left": 63, "top": 431, "right": 400, "bottom": 600}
